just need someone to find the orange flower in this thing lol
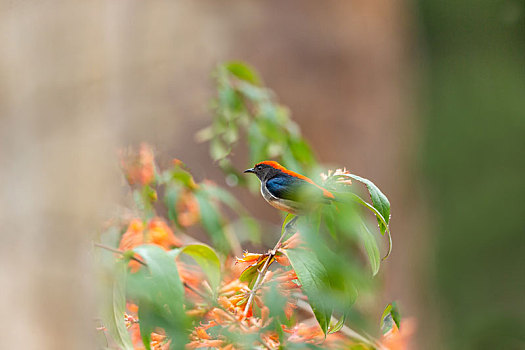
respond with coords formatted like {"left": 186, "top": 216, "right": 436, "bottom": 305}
{"left": 127, "top": 302, "right": 139, "bottom": 314}
{"left": 178, "top": 262, "right": 205, "bottom": 298}
{"left": 146, "top": 217, "right": 182, "bottom": 249}
{"left": 381, "top": 318, "right": 416, "bottom": 350}
{"left": 274, "top": 253, "right": 290, "bottom": 266}
{"left": 281, "top": 233, "right": 301, "bottom": 249}
{"left": 235, "top": 251, "right": 263, "bottom": 264}
{"left": 120, "top": 143, "right": 156, "bottom": 186}
{"left": 194, "top": 327, "right": 211, "bottom": 340}
{"left": 285, "top": 323, "right": 325, "bottom": 343}
{"left": 187, "top": 339, "right": 225, "bottom": 349}
{"left": 207, "top": 308, "right": 234, "bottom": 326}
{"left": 119, "top": 219, "right": 144, "bottom": 250}
{"left": 220, "top": 279, "right": 249, "bottom": 296}
{"left": 320, "top": 168, "right": 353, "bottom": 187}
{"left": 177, "top": 190, "right": 200, "bottom": 227}
{"left": 119, "top": 219, "right": 145, "bottom": 272}
{"left": 150, "top": 332, "right": 170, "bottom": 350}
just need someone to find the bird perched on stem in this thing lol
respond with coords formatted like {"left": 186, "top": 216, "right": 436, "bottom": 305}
{"left": 244, "top": 161, "right": 335, "bottom": 215}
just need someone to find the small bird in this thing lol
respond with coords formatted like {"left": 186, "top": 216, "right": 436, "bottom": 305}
{"left": 244, "top": 161, "right": 335, "bottom": 215}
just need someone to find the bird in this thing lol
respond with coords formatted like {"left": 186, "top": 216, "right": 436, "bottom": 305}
{"left": 244, "top": 161, "right": 335, "bottom": 215}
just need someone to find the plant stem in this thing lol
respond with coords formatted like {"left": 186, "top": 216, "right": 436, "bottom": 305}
{"left": 241, "top": 218, "right": 294, "bottom": 319}
{"left": 93, "top": 242, "right": 147, "bottom": 266}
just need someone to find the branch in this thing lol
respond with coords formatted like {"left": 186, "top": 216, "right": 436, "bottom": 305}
{"left": 93, "top": 242, "right": 147, "bottom": 266}
{"left": 242, "top": 216, "right": 294, "bottom": 320}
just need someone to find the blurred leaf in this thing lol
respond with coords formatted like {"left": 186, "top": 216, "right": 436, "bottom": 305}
{"left": 285, "top": 248, "right": 332, "bottom": 335}
{"left": 281, "top": 213, "right": 297, "bottom": 236}
{"left": 177, "top": 244, "right": 221, "bottom": 292}
{"left": 206, "top": 62, "right": 318, "bottom": 182}
{"left": 337, "top": 191, "right": 392, "bottom": 259}
{"left": 194, "top": 190, "right": 230, "bottom": 254}
{"left": 347, "top": 174, "right": 390, "bottom": 234}
{"left": 348, "top": 344, "right": 375, "bottom": 350}
{"left": 131, "top": 245, "right": 188, "bottom": 348}
{"left": 328, "top": 315, "right": 346, "bottom": 334}
{"left": 100, "top": 261, "right": 133, "bottom": 350}
{"left": 132, "top": 245, "right": 185, "bottom": 301}
{"left": 381, "top": 302, "right": 401, "bottom": 334}
{"left": 164, "top": 164, "right": 197, "bottom": 189}
{"left": 133, "top": 186, "right": 156, "bottom": 220}
{"left": 225, "top": 62, "right": 261, "bottom": 84}
{"left": 195, "top": 125, "right": 214, "bottom": 142}
{"left": 360, "top": 221, "right": 381, "bottom": 276}
{"left": 201, "top": 183, "right": 242, "bottom": 212}
{"left": 164, "top": 184, "right": 182, "bottom": 226}
{"left": 138, "top": 300, "right": 153, "bottom": 350}
{"left": 210, "top": 139, "right": 230, "bottom": 161}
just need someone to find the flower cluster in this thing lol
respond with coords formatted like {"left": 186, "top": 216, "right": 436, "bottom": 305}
{"left": 96, "top": 144, "right": 408, "bottom": 349}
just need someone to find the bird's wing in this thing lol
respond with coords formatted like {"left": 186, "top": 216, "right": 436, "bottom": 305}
{"left": 266, "top": 175, "right": 329, "bottom": 203}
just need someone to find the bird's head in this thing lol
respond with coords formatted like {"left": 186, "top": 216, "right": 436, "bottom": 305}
{"left": 244, "top": 161, "right": 284, "bottom": 182}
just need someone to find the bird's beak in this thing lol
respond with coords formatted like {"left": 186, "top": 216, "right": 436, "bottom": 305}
{"left": 243, "top": 168, "right": 255, "bottom": 174}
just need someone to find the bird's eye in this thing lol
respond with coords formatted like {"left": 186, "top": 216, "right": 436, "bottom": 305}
{"left": 256, "top": 165, "right": 262, "bottom": 170}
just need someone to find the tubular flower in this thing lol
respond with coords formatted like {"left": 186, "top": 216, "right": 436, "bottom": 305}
{"left": 274, "top": 253, "right": 290, "bottom": 266}
{"left": 235, "top": 251, "right": 263, "bottom": 264}
{"left": 119, "top": 219, "right": 145, "bottom": 251}
{"left": 177, "top": 190, "right": 200, "bottom": 227}
{"left": 188, "top": 323, "right": 226, "bottom": 349}
{"left": 120, "top": 143, "right": 156, "bottom": 186}
{"left": 146, "top": 217, "right": 182, "bottom": 249}
{"left": 119, "top": 219, "right": 145, "bottom": 272}
{"left": 178, "top": 262, "right": 206, "bottom": 300}
{"left": 320, "top": 168, "right": 353, "bottom": 189}
{"left": 281, "top": 233, "right": 301, "bottom": 250}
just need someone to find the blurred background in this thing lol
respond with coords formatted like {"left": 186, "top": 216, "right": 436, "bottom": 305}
{"left": 1, "top": 0, "right": 524, "bottom": 349}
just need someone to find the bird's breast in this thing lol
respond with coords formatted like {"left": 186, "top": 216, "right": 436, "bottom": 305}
{"left": 260, "top": 181, "right": 303, "bottom": 215}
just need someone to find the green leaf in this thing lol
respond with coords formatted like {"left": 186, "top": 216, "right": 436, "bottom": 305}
{"left": 285, "top": 248, "right": 332, "bottom": 335}
{"left": 194, "top": 190, "right": 230, "bottom": 254}
{"left": 100, "top": 261, "right": 133, "bottom": 350}
{"left": 380, "top": 302, "right": 401, "bottom": 334}
{"left": 195, "top": 125, "right": 215, "bottom": 142}
{"left": 133, "top": 186, "right": 156, "bottom": 220}
{"left": 337, "top": 191, "right": 392, "bottom": 260}
{"left": 210, "top": 138, "right": 230, "bottom": 161}
{"left": 133, "top": 245, "right": 185, "bottom": 302}
{"left": 347, "top": 174, "right": 390, "bottom": 234}
{"left": 225, "top": 62, "right": 261, "bottom": 85}
{"left": 164, "top": 184, "right": 182, "bottom": 226}
{"left": 177, "top": 244, "right": 221, "bottom": 292}
{"left": 131, "top": 245, "right": 188, "bottom": 348}
{"left": 281, "top": 213, "right": 297, "bottom": 236}
{"left": 138, "top": 300, "right": 153, "bottom": 350}
{"left": 360, "top": 221, "right": 381, "bottom": 276}
{"left": 239, "top": 257, "right": 268, "bottom": 289}
{"left": 328, "top": 314, "right": 346, "bottom": 334}
{"left": 201, "top": 184, "right": 243, "bottom": 213}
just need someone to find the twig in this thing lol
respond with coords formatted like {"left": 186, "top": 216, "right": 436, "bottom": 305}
{"left": 242, "top": 218, "right": 294, "bottom": 320}
{"left": 242, "top": 253, "right": 274, "bottom": 319}
{"left": 93, "top": 242, "right": 147, "bottom": 266}
{"left": 183, "top": 282, "right": 212, "bottom": 302}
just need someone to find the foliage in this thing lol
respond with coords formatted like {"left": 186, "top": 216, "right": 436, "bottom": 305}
{"left": 95, "top": 62, "right": 404, "bottom": 349}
